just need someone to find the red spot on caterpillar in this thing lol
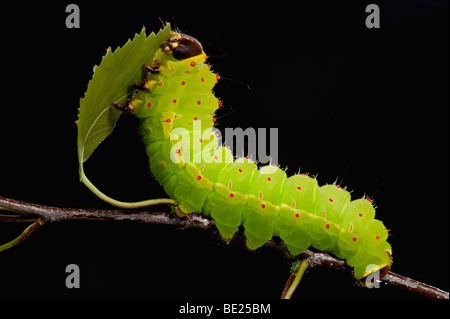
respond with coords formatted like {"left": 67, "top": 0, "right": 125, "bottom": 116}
{"left": 166, "top": 118, "right": 171, "bottom": 123}
{"left": 353, "top": 237, "right": 357, "bottom": 242}
{"left": 173, "top": 99, "right": 177, "bottom": 103}
{"left": 322, "top": 211, "right": 326, "bottom": 219}
{"left": 190, "top": 61, "right": 195, "bottom": 67}
{"left": 181, "top": 80, "right": 186, "bottom": 86}
{"left": 267, "top": 177, "right": 271, "bottom": 181}
{"left": 147, "top": 102, "right": 152, "bottom": 107}
{"left": 193, "top": 117, "right": 198, "bottom": 121}
{"left": 336, "top": 185, "right": 341, "bottom": 188}
{"left": 158, "top": 82, "right": 163, "bottom": 86}
{"left": 238, "top": 168, "right": 243, "bottom": 173}
{"left": 229, "top": 193, "right": 234, "bottom": 198}
{"left": 329, "top": 198, "right": 334, "bottom": 202}
{"left": 199, "top": 165, "right": 205, "bottom": 172}
{"left": 366, "top": 198, "right": 372, "bottom": 203}
{"left": 197, "top": 100, "right": 201, "bottom": 105}
{"left": 216, "top": 74, "right": 221, "bottom": 81}
{"left": 376, "top": 235, "right": 380, "bottom": 240}
{"left": 214, "top": 155, "right": 218, "bottom": 160}
{"left": 161, "top": 162, "right": 165, "bottom": 166}
{"left": 326, "top": 224, "right": 330, "bottom": 229}
{"left": 297, "top": 186, "right": 301, "bottom": 190}
{"left": 197, "top": 175, "right": 202, "bottom": 180}
{"left": 199, "top": 138, "right": 203, "bottom": 143}
{"left": 295, "top": 213, "right": 300, "bottom": 218}
{"left": 175, "top": 149, "right": 181, "bottom": 154}
{"left": 185, "top": 71, "right": 190, "bottom": 74}
{"left": 261, "top": 204, "right": 266, "bottom": 209}
{"left": 218, "top": 100, "right": 222, "bottom": 107}
{"left": 349, "top": 224, "right": 354, "bottom": 232}
{"left": 358, "top": 213, "right": 363, "bottom": 217}
{"left": 200, "top": 78, "right": 204, "bottom": 82}
{"left": 212, "top": 118, "right": 216, "bottom": 123}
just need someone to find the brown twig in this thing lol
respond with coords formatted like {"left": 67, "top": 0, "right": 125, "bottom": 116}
{"left": 381, "top": 272, "right": 449, "bottom": 299}
{"left": 0, "top": 195, "right": 448, "bottom": 299}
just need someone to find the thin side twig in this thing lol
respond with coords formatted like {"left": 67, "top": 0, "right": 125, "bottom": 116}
{"left": 0, "top": 196, "right": 448, "bottom": 299}
{"left": 0, "top": 218, "right": 45, "bottom": 252}
{"left": 281, "top": 259, "right": 310, "bottom": 299}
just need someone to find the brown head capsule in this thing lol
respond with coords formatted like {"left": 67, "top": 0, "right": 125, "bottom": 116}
{"left": 161, "top": 33, "right": 203, "bottom": 60}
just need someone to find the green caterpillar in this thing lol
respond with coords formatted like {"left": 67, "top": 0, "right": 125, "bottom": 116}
{"left": 115, "top": 32, "right": 392, "bottom": 281}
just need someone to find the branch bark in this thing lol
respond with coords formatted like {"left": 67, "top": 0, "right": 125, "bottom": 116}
{"left": 0, "top": 196, "right": 448, "bottom": 299}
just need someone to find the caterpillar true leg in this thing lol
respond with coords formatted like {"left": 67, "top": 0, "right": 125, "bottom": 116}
{"left": 112, "top": 102, "right": 133, "bottom": 112}
{"left": 143, "top": 63, "right": 159, "bottom": 74}
{"left": 129, "top": 82, "right": 149, "bottom": 90}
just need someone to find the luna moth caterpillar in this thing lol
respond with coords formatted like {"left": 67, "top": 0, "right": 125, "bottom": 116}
{"left": 109, "top": 31, "right": 392, "bottom": 283}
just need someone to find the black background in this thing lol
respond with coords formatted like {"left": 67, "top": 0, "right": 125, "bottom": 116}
{"left": 0, "top": 1, "right": 448, "bottom": 300}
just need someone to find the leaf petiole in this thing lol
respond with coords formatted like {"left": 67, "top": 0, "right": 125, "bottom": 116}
{"left": 80, "top": 168, "right": 177, "bottom": 209}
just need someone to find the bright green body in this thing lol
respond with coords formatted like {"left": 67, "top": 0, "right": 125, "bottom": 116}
{"left": 130, "top": 43, "right": 392, "bottom": 280}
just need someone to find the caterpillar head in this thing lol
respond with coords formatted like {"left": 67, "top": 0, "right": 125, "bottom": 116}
{"left": 161, "top": 33, "right": 203, "bottom": 60}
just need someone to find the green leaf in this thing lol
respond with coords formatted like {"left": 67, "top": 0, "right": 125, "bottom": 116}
{"left": 76, "top": 24, "right": 172, "bottom": 167}
{"left": 76, "top": 24, "right": 177, "bottom": 208}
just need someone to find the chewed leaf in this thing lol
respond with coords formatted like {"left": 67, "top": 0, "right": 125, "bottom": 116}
{"left": 76, "top": 24, "right": 172, "bottom": 168}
